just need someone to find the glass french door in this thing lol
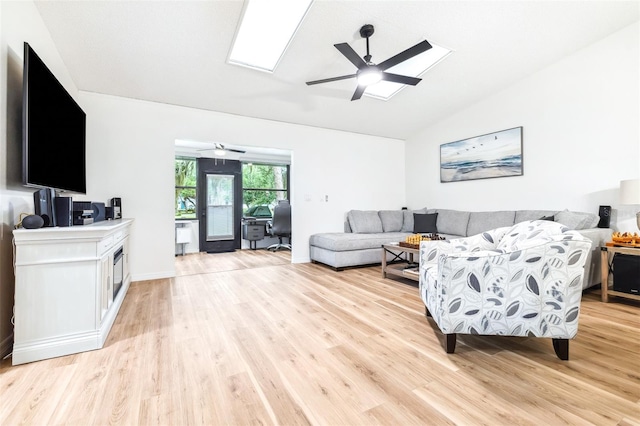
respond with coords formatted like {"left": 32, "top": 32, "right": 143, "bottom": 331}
{"left": 205, "top": 174, "right": 234, "bottom": 241}
{"left": 197, "top": 158, "right": 242, "bottom": 253}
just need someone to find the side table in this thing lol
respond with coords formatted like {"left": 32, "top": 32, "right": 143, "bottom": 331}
{"left": 600, "top": 245, "right": 640, "bottom": 303}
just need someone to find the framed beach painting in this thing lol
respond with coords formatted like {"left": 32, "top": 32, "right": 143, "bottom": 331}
{"left": 440, "top": 127, "right": 523, "bottom": 183}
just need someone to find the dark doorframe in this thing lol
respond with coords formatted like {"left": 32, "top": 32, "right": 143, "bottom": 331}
{"left": 197, "top": 158, "right": 242, "bottom": 253}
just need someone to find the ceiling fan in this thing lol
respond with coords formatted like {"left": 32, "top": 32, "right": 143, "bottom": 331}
{"left": 306, "top": 24, "right": 432, "bottom": 101}
{"left": 197, "top": 143, "right": 246, "bottom": 155}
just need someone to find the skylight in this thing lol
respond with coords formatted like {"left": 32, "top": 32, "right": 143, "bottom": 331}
{"left": 365, "top": 43, "right": 451, "bottom": 100}
{"left": 228, "top": 0, "right": 314, "bottom": 72}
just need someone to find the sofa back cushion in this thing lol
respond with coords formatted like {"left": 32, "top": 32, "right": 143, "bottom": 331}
{"left": 347, "top": 210, "right": 383, "bottom": 233}
{"left": 467, "top": 211, "right": 516, "bottom": 236}
{"left": 435, "top": 209, "right": 471, "bottom": 236}
{"left": 401, "top": 207, "right": 427, "bottom": 232}
{"left": 555, "top": 210, "right": 599, "bottom": 230}
{"left": 515, "top": 210, "right": 558, "bottom": 223}
{"left": 378, "top": 210, "right": 404, "bottom": 232}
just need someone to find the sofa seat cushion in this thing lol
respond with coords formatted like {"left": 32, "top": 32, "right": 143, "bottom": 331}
{"left": 310, "top": 232, "right": 411, "bottom": 252}
{"left": 467, "top": 211, "right": 516, "bottom": 236}
{"left": 347, "top": 210, "right": 383, "bottom": 233}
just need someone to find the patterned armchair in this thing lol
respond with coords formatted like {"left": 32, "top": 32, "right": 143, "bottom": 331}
{"left": 419, "top": 220, "right": 592, "bottom": 360}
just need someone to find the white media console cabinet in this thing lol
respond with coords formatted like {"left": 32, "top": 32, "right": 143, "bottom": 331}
{"left": 12, "top": 219, "right": 133, "bottom": 365}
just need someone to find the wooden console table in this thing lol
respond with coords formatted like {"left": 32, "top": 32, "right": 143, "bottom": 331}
{"left": 600, "top": 245, "right": 640, "bottom": 303}
{"left": 381, "top": 243, "right": 420, "bottom": 282}
{"left": 12, "top": 219, "right": 132, "bottom": 364}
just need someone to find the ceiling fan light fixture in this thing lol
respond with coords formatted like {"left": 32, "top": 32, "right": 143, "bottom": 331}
{"left": 214, "top": 149, "right": 226, "bottom": 156}
{"left": 357, "top": 68, "right": 382, "bottom": 86}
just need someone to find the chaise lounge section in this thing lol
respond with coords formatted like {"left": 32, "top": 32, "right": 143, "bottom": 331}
{"left": 309, "top": 208, "right": 611, "bottom": 289}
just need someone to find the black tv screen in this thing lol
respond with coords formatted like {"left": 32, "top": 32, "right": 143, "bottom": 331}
{"left": 23, "top": 42, "right": 86, "bottom": 194}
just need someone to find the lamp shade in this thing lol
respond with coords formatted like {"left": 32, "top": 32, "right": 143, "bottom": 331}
{"left": 620, "top": 179, "right": 640, "bottom": 205}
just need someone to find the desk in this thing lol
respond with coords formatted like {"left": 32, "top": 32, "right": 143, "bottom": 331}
{"left": 243, "top": 222, "right": 266, "bottom": 250}
{"left": 600, "top": 245, "right": 640, "bottom": 303}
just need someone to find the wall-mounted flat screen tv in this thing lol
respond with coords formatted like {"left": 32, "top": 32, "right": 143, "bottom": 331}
{"left": 22, "top": 42, "right": 86, "bottom": 194}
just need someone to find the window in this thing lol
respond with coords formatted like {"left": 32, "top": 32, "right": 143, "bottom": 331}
{"left": 242, "top": 163, "right": 289, "bottom": 218}
{"left": 175, "top": 157, "right": 197, "bottom": 219}
{"left": 228, "top": 0, "right": 314, "bottom": 73}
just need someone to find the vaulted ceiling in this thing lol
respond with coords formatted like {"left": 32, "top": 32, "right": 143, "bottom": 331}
{"left": 35, "top": 1, "right": 639, "bottom": 140}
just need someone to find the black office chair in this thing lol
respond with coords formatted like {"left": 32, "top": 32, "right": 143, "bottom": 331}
{"left": 266, "top": 200, "right": 291, "bottom": 251}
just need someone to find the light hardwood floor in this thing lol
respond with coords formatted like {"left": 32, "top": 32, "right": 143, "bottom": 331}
{"left": 1, "top": 250, "right": 639, "bottom": 425}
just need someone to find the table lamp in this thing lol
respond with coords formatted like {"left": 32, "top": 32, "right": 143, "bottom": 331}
{"left": 620, "top": 179, "right": 640, "bottom": 230}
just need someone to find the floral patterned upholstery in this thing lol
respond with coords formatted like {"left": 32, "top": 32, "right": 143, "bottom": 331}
{"left": 419, "top": 220, "right": 592, "bottom": 358}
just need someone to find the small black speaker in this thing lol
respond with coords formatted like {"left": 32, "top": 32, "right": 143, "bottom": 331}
{"left": 110, "top": 197, "right": 122, "bottom": 219}
{"left": 33, "top": 188, "right": 56, "bottom": 227}
{"left": 91, "top": 202, "right": 106, "bottom": 222}
{"left": 73, "top": 201, "right": 92, "bottom": 212}
{"left": 22, "top": 214, "right": 44, "bottom": 229}
{"left": 613, "top": 254, "right": 640, "bottom": 294}
{"left": 598, "top": 205, "right": 611, "bottom": 228}
{"left": 54, "top": 196, "right": 73, "bottom": 227}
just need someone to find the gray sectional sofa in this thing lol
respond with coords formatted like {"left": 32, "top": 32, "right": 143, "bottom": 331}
{"left": 309, "top": 208, "right": 611, "bottom": 289}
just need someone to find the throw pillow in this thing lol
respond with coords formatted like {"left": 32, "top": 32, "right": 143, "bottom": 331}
{"left": 401, "top": 207, "right": 427, "bottom": 232}
{"left": 413, "top": 213, "right": 438, "bottom": 233}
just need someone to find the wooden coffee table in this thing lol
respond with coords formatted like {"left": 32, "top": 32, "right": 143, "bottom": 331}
{"left": 381, "top": 243, "right": 420, "bottom": 282}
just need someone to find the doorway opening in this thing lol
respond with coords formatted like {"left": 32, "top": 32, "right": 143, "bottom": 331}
{"left": 174, "top": 140, "right": 292, "bottom": 256}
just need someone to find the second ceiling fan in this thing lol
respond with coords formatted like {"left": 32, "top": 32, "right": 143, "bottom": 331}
{"left": 197, "top": 143, "right": 246, "bottom": 155}
{"left": 306, "top": 24, "right": 432, "bottom": 101}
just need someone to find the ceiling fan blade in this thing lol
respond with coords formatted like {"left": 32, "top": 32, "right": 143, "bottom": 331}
{"left": 351, "top": 85, "right": 366, "bottom": 101}
{"left": 377, "top": 40, "right": 432, "bottom": 71}
{"left": 306, "top": 74, "right": 357, "bottom": 85}
{"left": 381, "top": 72, "right": 422, "bottom": 86}
{"left": 334, "top": 43, "right": 368, "bottom": 70}
{"left": 218, "top": 144, "right": 246, "bottom": 154}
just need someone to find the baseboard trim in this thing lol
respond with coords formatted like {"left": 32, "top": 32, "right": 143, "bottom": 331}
{"left": 131, "top": 271, "right": 175, "bottom": 282}
{"left": 12, "top": 331, "right": 99, "bottom": 365}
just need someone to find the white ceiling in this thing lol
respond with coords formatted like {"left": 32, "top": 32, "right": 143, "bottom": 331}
{"left": 35, "top": 1, "right": 639, "bottom": 140}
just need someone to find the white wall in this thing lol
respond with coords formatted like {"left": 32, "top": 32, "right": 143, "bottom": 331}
{"left": 80, "top": 92, "right": 406, "bottom": 280}
{"left": 406, "top": 22, "right": 640, "bottom": 232}
{"left": 0, "top": 1, "right": 82, "bottom": 356}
